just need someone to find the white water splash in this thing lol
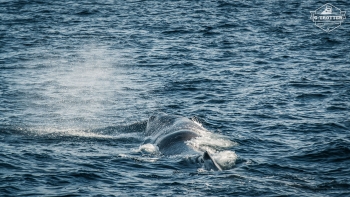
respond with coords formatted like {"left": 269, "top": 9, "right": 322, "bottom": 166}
{"left": 27, "top": 126, "right": 111, "bottom": 138}
{"left": 186, "top": 129, "right": 238, "bottom": 170}
{"left": 25, "top": 126, "right": 142, "bottom": 140}
{"left": 211, "top": 150, "right": 238, "bottom": 170}
{"left": 138, "top": 143, "right": 159, "bottom": 155}
{"left": 186, "top": 130, "right": 236, "bottom": 152}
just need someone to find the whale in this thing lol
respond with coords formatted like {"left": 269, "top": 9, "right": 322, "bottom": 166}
{"left": 142, "top": 112, "right": 222, "bottom": 171}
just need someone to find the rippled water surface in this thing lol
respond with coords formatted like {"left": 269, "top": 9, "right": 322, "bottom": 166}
{"left": 1, "top": 0, "right": 350, "bottom": 196}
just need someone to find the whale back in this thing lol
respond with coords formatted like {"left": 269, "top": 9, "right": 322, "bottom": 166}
{"left": 155, "top": 130, "right": 200, "bottom": 155}
{"left": 144, "top": 113, "right": 206, "bottom": 155}
{"left": 145, "top": 113, "right": 181, "bottom": 136}
{"left": 145, "top": 113, "right": 204, "bottom": 137}
{"left": 142, "top": 113, "right": 231, "bottom": 171}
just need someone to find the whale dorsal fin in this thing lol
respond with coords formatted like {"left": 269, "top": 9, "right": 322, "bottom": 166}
{"left": 203, "top": 151, "right": 222, "bottom": 171}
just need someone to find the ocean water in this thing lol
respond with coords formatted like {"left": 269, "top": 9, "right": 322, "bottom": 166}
{"left": 1, "top": 0, "right": 350, "bottom": 196}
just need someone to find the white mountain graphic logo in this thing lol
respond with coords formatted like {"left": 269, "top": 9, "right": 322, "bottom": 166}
{"left": 321, "top": 5, "right": 332, "bottom": 15}
{"left": 310, "top": 3, "right": 346, "bottom": 32}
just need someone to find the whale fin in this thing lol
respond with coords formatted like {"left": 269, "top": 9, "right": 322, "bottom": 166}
{"left": 203, "top": 151, "right": 222, "bottom": 171}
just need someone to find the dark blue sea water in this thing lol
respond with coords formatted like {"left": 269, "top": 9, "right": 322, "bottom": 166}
{"left": 1, "top": 0, "right": 350, "bottom": 196}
